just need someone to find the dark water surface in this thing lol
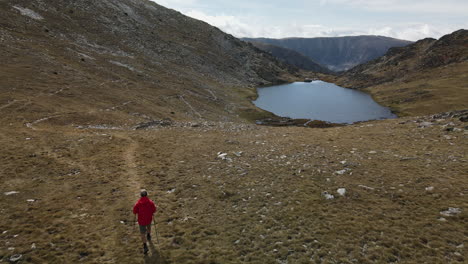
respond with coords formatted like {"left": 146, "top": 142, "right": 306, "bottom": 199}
{"left": 253, "top": 81, "right": 397, "bottom": 124}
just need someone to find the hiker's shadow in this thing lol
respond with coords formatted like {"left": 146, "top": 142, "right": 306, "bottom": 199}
{"left": 144, "top": 241, "right": 168, "bottom": 264}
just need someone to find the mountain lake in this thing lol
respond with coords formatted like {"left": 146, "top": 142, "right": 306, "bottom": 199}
{"left": 253, "top": 81, "right": 397, "bottom": 124}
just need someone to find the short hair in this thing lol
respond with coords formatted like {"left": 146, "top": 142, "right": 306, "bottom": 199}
{"left": 140, "top": 189, "right": 148, "bottom": 197}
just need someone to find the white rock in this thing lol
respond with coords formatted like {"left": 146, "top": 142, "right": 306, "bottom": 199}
{"left": 358, "top": 185, "right": 375, "bottom": 190}
{"left": 425, "top": 186, "right": 434, "bottom": 191}
{"left": 9, "top": 254, "right": 22, "bottom": 262}
{"left": 368, "top": 151, "right": 377, "bottom": 154}
{"left": 27, "top": 199, "right": 36, "bottom": 202}
{"left": 322, "top": 192, "right": 334, "bottom": 200}
{"left": 167, "top": 188, "right": 176, "bottom": 194}
{"left": 340, "top": 160, "right": 347, "bottom": 165}
{"left": 437, "top": 217, "right": 447, "bottom": 222}
{"left": 4, "top": 191, "right": 19, "bottom": 196}
{"left": 233, "top": 151, "right": 243, "bottom": 157}
{"left": 13, "top": 6, "right": 43, "bottom": 20}
{"left": 440, "top": 207, "right": 462, "bottom": 217}
{"left": 335, "top": 168, "right": 350, "bottom": 175}
{"left": 31, "top": 243, "right": 36, "bottom": 249}
{"left": 217, "top": 152, "right": 228, "bottom": 159}
{"left": 418, "top": 122, "right": 433, "bottom": 128}
{"left": 337, "top": 188, "right": 346, "bottom": 196}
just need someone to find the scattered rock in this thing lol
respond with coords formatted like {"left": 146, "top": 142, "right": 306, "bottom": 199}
{"left": 418, "top": 122, "right": 433, "bottom": 128}
{"left": 9, "top": 254, "right": 22, "bottom": 262}
{"left": 358, "top": 185, "right": 375, "bottom": 191}
{"left": 322, "top": 191, "right": 334, "bottom": 200}
{"left": 134, "top": 118, "right": 172, "bottom": 130}
{"left": 13, "top": 6, "right": 43, "bottom": 20}
{"left": 335, "top": 168, "right": 351, "bottom": 175}
{"left": 216, "top": 152, "right": 232, "bottom": 162}
{"left": 400, "top": 157, "right": 418, "bottom": 161}
{"left": 337, "top": 188, "right": 346, "bottom": 196}
{"left": 440, "top": 207, "right": 462, "bottom": 217}
{"left": 4, "top": 191, "right": 19, "bottom": 196}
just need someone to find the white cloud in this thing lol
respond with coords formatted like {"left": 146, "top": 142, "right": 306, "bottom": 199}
{"left": 154, "top": 0, "right": 198, "bottom": 7}
{"left": 322, "top": 0, "right": 468, "bottom": 15}
{"left": 184, "top": 9, "right": 464, "bottom": 40}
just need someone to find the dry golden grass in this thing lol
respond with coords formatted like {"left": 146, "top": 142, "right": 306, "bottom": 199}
{"left": 0, "top": 114, "right": 466, "bottom": 263}
{"left": 364, "top": 62, "right": 468, "bottom": 116}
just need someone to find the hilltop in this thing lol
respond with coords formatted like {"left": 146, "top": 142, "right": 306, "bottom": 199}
{"left": 243, "top": 36, "right": 412, "bottom": 71}
{"left": 0, "top": 1, "right": 467, "bottom": 264}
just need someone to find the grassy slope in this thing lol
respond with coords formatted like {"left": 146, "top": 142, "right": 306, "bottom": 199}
{"left": 335, "top": 30, "right": 468, "bottom": 117}
{"left": 364, "top": 62, "right": 468, "bottom": 116}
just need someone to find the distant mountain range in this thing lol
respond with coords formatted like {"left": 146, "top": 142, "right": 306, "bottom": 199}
{"left": 243, "top": 36, "right": 412, "bottom": 71}
{"left": 249, "top": 41, "right": 333, "bottom": 74}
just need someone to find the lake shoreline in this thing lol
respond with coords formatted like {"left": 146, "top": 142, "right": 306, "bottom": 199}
{"left": 252, "top": 80, "right": 397, "bottom": 126}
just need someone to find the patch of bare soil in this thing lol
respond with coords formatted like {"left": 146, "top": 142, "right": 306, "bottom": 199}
{"left": 0, "top": 113, "right": 466, "bottom": 263}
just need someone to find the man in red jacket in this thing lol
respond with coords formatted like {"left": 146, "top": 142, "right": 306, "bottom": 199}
{"left": 133, "top": 189, "right": 157, "bottom": 254}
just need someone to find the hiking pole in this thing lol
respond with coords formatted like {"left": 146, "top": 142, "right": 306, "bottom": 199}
{"left": 133, "top": 214, "right": 137, "bottom": 230}
{"left": 153, "top": 215, "right": 161, "bottom": 245}
{"left": 152, "top": 216, "right": 163, "bottom": 253}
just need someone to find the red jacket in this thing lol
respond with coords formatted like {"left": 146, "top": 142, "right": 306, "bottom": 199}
{"left": 133, "top": 197, "right": 157, "bottom": 225}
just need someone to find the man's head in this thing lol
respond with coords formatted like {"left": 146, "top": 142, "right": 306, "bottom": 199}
{"left": 140, "top": 189, "right": 148, "bottom": 197}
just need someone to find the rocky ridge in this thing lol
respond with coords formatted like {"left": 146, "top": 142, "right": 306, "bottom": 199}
{"left": 247, "top": 41, "right": 333, "bottom": 74}
{"left": 338, "top": 29, "right": 468, "bottom": 89}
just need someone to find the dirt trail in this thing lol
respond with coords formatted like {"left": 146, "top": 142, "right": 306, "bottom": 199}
{"left": 120, "top": 134, "right": 143, "bottom": 192}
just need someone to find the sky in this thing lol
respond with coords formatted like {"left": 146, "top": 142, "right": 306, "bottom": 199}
{"left": 152, "top": 0, "right": 468, "bottom": 41}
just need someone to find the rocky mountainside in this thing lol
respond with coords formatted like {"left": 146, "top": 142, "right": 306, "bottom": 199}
{"left": 339, "top": 29, "right": 468, "bottom": 88}
{"left": 0, "top": 0, "right": 297, "bottom": 127}
{"left": 336, "top": 29, "right": 468, "bottom": 115}
{"left": 247, "top": 41, "right": 333, "bottom": 74}
{"left": 243, "top": 36, "right": 412, "bottom": 71}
